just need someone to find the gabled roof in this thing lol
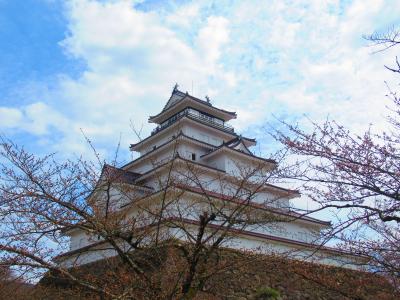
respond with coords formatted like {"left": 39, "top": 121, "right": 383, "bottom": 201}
{"left": 162, "top": 88, "right": 236, "bottom": 115}
{"left": 149, "top": 88, "right": 237, "bottom": 124}
{"left": 224, "top": 136, "right": 252, "bottom": 154}
{"left": 201, "top": 138, "right": 276, "bottom": 165}
{"left": 162, "top": 89, "right": 187, "bottom": 111}
{"left": 92, "top": 164, "right": 153, "bottom": 193}
{"left": 101, "top": 164, "right": 142, "bottom": 184}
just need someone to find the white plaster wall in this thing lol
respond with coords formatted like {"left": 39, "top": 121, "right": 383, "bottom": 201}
{"left": 245, "top": 222, "right": 320, "bottom": 244}
{"left": 133, "top": 191, "right": 322, "bottom": 245}
{"left": 163, "top": 226, "right": 362, "bottom": 270}
{"left": 177, "top": 142, "right": 209, "bottom": 161}
{"left": 69, "top": 230, "right": 99, "bottom": 251}
{"left": 64, "top": 221, "right": 359, "bottom": 270}
{"left": 225, "top": 155, "right": 265, "bottom": 178}
{"left": 203, "top": 152, "right": 273, "bottom": 182}
{"left": 243, "top": 190, "right": 289, "bottom": 207}
{"left": 131, "top": 139, "right": 213, "bottom": 175}
{"left": 167, "top": 194, "right": 321, "bottom": 244}
{"left": 225, "top": 236, "right": 361, "bottom": 269}
{"left": 174, "top": 167, "right": 284, "bottom": 208}
{"left": 203, "top": 154, "right": 226, "bottom": 170}
{"left": 181, "top": 123, "right": 226, "bottom": 146}
{"left": 138, "top": 118, "right": 233, "bottom": 156}
{"left": 234, "top": 143, "right": 251, "bottom": 153}
{"left": 60, "top": 241, "right": 125, "bottom": 268}
{"left": 131, "top": 148, "right": 175, "bottom": 174}
{"left": 139, "top": 127, "right": 182, "bottom": 155}
{"left": 92, "top": 185, "right": 143, "bottom": 212}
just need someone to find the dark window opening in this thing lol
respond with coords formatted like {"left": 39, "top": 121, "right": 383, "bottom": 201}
{"left": 191, "top": 153, "right": 196, "bottom": 161}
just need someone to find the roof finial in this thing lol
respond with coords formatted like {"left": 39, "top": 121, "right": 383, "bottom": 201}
{"left": 173, "top": 83, "right": 179, "bottom": 92}
{"left": 205, "top": 95, "right": 211, "bottom": 103}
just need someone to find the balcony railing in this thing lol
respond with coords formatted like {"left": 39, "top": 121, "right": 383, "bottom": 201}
{"left": 151, "top": 108, "right": 234, "bottom": 135}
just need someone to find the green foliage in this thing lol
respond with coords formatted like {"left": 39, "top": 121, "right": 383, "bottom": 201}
{"left": 253, "top": 286, "right": 281, "bottom": 300}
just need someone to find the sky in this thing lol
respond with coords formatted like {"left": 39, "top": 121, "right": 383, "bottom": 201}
{"left": 0, "top": 0, "right": 399, "bottom": 167}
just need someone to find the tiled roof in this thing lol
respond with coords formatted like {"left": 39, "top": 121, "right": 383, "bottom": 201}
{"left": 130, "top": 116, "right": 255, "bottom": 150}
{"left": 149, "top": 89, "right": 237, "bottom": 120}
{"left": 101, "top": 164, "right": 142, "bottom": 184}
{"left": 201, "top": 142, "right": 276, "bottom": 164}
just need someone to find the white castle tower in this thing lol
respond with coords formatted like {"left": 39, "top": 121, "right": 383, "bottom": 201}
{"left": 58, "top": 86, "right": 358, "bottom": 268}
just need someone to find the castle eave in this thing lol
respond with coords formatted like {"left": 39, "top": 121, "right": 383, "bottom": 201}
{"left": 149, "top": 93, "right": 237, "bottom": 124}
{"left": 201, "top": 145, "right": 276, "bottom": 166}
{"left": 123, "top": 133, "right": 216, "bottom": 170}
{"left": 130, "top": 117, "right": 254, "bottom": 152}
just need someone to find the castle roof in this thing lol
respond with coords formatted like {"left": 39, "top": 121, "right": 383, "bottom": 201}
{"left": 101, "top": 164, "right": 142, "bottom": 184}
{"left": 130, "top": 116, "right": 256, "bottom": 152}
{"left": 201, "top": 137, "right": 275, "bottom": 166}
{"left": 149, "top": 88, "right": 237, "bottom": 124}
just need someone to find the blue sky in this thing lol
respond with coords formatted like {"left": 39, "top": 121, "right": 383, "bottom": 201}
{"left": 0, "top": 0, "right": 399, "bottom": 167}
{"left": 0, "top": 1, "right": 83, "bottom": 100}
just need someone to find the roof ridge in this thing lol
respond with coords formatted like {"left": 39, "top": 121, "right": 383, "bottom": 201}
{"left": 150, "top": 87, "right": 237, "bottom": 121}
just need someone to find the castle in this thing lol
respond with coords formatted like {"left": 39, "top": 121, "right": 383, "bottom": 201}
{"left": 57, "top": 86, "right": 358, "bottom": 269}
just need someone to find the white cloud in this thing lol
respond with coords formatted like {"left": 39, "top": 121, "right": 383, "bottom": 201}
{"left": 2, "top": 0, "right": 400, "bottom": 162}
{"left": 0, "top": 102, "right": 68, "bottom": 135}
{"left": 0, "top": 107, "right": 23, "bottom": 128}
{"left": 166, "top": 2, "right": 200, "bottom": 28}
{"left": 196, "top": 16, "right": 229, "bottom": 65}
{"left": 0, "top": 0, "right": 236, "bottom": 160}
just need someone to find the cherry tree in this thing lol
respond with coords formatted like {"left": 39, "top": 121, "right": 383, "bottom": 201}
{"left": 274, "top": 27, "right": 400, "bottom": 287}
{"left": 0, "top": 137, "right": 289, "bottom": 299}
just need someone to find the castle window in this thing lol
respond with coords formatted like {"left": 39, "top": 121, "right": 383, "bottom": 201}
{"left": 191, "top": 153, "right": 196, "bottom": 161}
